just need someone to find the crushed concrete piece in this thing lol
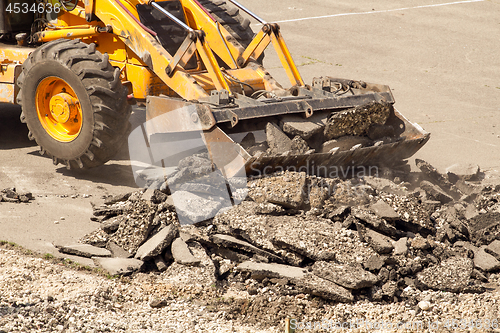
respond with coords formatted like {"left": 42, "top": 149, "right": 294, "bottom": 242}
{"left": 418, "top": 300, "right": 431, "bottom": 311}
{"left": 422, "top": 200, "right": 441, "bottom": 213}
{"left": 106, "top": 241, "right": 132, "bottom": 258}
{"left": 171, "top": 237, "right": 201, "bottom": 266}
{"left": 178, "top": 183, "right": 227, "bottom": 197}
{"left": 295, "top": 273, "right": 354, "bottom": 303}
{"left": 464, "top": 203, "right": 479, "bottom": 220}
{"left": 446, "top": 164, "right": 481, "bottom": 182}
{"left": 416, "top": 159, "right": 462, "bottom": 200}
{"left": 269, "top": 215, "right": 338, "bottom": 261}
{"left": 135, "top": 224, "right": 179, "bottom": 260}
{"left": 248, "top": 172, "right": 306, "bottom": 209}
{"left": 162, "top": 241, "right": 216, "bottom": 287}
{"left": 217, "top": 257, "right": 235, "bottom": 276}
{"left": 92, "top": 206, "right": 123, "bottom": 218}
{"left": 291, "top": 136, "right": 310, "bottom": 154}
{"left": 104, "top": 192, "right": 131, "bottom": 205}
{"left": 254, "top": 202, "right": 285, "bottom": 215}
{"left": 381, "top": 195, "right": 435, "bottom": 236}
{"left": 166, "top": 154, "right": 213, "bottom": 187}
{"left": 280, "top": 113, "right": 327, "bottom": 139}
{"left": 212, "top": 246, "right": 250, "bottom": 263}
{"left": 381, "top": 281, "right": 398, "bottom": 298}
{"left": 92, "top": 257, "right": 144, "bottom": 276}
{"left": 417, "top": 256, "right": 473, "bottom": 292}
{"left": 312, "top": 261, "right": 378, "bottom": 289}
{"left": 214, "top": 201, "right": 375, "bottom": 265}
{"left": 467, "top": 212, "right": 500, "bottom": 245}
{"left": 55, "top": 244, "right": 112, "bottom": 258}
{"left": 324, "top": 101, "right": 391, "bottom": 140}
{"left": 455, "top": 242, "right": 500, "bottom": 272}
{"left": 211, "top": 234, "right": 282, "bottom": 262}
{"left": 409, "top": 237, "right": 430, "bottom": 251}
{"left": 108, "top": 200, "right": 157, "bottom": 253}
{"left": 236, "top": 261, "right": 307, "bottom": 280}
{"left": 328, "top": 181, "right": 372, "bottom": 206}
{"left": 420, "top": 180, "right": 453, "bottom": 204}
{"left": 179, "top": 225, "right": 211, "bottom": 244}
{"left": 364, "top": 254, "right": 387, "bottom": 271}
{"left": 352, "top": 208, "right": 400, "bottom": 237}
{"left": 247, "top": 142, "right": 268, "bottom": 156}
{"left": 154, "top": 255, "right": 168, "bottom": 272}
{"left": 362, "top": 176, "right": 407, "bottom": 196}
{"left": 213, "top": 201, "right": 278, "bottom": 253}
{"left": 142, "top": 189, "right": 168, "bottom": 204}
{"left": 179, "top": 231, "right": 194, "bottom": 243}
{"left": 141, "top": 188, "right": 156, "bottom": 203}
{"left": 236, "top": 261, "right": 353, "bottom": 302}
{"left": 455, "top": 179, "right": 482, "bottom": 196}
{"left": 321, "top": 136, "right": 372, "bottom": 153}
{"left": 393, "top": 237, "right": 408, "bottom": 256}
{"left": 356, "top": 223, "right": 394, "bottom": 254}
{"left": 101, "top": 216, "right": 124, "bottom": 234}
{"left": 149, "top": 298, "right": 168, "bottom": 308}
{"left": 367, "top": 124, "right": 395, "bottom": 140}
{"left": 170, "top": 190, "right": 226, "bottom": 224}
{"left": 266, "top": 122, "right": 293, "bottom": 154}
{"left": 308, "top": 182, "right": 329, "bottom": 209}
{"left": 485, "top": 239, "right": 500, "bottom": 260}
{"left": 80, "top": 228, "right": 109, "bottom": 248}
{"left": 476, "top": 246, "right": 500, "bottom": 272}
{"left": 326, "top": 206, "right": 350, "bottom": 222}
{"left": 370, "top": 199, "right": 400, "bottom": 221}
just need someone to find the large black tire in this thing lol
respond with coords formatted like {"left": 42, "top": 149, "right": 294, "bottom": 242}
{"left": 17, "top": 39, "right": 131, "bottom": 170}
{"left": 198, "top": 0, "right": 264, "bottom": 63}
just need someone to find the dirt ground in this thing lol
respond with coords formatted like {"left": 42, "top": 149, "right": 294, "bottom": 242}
{"left": 0, "top": 0, "right": 499, "bottom": 271}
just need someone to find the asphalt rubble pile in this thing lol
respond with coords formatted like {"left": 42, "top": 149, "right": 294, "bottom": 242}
{"left": 55, "top": 154, "right": 500, "bottom": 311}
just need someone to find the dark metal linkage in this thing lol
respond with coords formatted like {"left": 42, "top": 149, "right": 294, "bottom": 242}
{"left": 211, "top": 92, "right": 394, "bottom": 124}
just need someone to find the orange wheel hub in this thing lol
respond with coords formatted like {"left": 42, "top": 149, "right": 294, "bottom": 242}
{"left": 36, "top": 76, "right": 83, "bottom": 142}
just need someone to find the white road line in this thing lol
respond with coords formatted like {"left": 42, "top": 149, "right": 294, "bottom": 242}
{"left": 440, "top": 131, "right": 498, "bottom": 147}
{"left": 272, "top": 0, "right": 484, "bottom": 24}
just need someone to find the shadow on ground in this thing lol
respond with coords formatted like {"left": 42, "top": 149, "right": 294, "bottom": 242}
{"left": 0, "top": 103, "right": 36, "bottom": 149}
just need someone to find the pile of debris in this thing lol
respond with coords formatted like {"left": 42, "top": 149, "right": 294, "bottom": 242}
{"left": 245, "top": 101, "right": 395, "bottom": 157}
{"left": 0, "top": 188, "right": 34, "bottom": 203}
{"left": 54, "top": 156, "right": 500, "bottom": 305}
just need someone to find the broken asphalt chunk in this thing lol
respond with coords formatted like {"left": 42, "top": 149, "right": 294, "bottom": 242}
{"left": 93, "top": 257, "right": 144, "bottom": 276}
{"left": 135, "top": 224, "right": 179, "bottom": 261}
{"left": 236, "top": 261, "right": 353, "bottom": 302}
{"left": 312, "top": 261, "right": 378, "bottom": 289}
{"left": 211, "top": 234, "right": 282, "bottom": 263}
{"left": 420, "top": 180, "right": 453, "bottom": 204}
{"left": 171, "top": 237, "right": 201, "bottom": 266}
{"left": 55, "top": 244, "right": 112, "bottom": 258}
{"left": 416, "top": 159, "right": 462, "bottom": 200}
{"left": 416, "top": 256, "right": 473, "bottom": 292}
{"left": 356, "top": 222, "right": 394, "bottom": 254}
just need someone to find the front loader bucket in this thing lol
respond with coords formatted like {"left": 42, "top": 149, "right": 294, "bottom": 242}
{"left": 243, "top": 109, "right": 429, "bottom": 177}
{"left": 138, "top": 92, "right": 428, "bottom": 181}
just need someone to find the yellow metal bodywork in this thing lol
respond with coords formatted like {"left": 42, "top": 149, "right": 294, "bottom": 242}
{"left": 0, "top": 0, "right": 305, "bottom": 105}
{"left": 0, "top": 45, "right": 32, "bottom": 103}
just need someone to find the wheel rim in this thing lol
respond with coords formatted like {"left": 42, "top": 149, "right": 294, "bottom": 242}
{"left": 35, "top": 76, "right": 83, "bottom": 142}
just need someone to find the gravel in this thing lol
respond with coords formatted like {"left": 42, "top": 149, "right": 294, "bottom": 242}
{"left": 3, "top": 244, "right": 500, "bottom": 332}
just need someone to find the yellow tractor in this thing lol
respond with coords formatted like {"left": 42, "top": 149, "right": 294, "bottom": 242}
{"left": 0, "top": 0, "right": 429, "bottom": 176}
